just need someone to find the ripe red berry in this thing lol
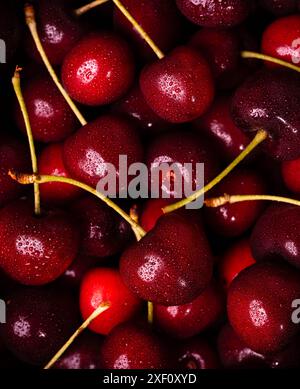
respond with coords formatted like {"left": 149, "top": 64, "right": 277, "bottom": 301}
{"left": 177, "top": 337, "right": 220, "bottom": 369}
{"left": 281, "top": 157, "right": 300, "bottom": 193}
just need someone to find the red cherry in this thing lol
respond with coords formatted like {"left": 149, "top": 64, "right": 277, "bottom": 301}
{"left": 227, "top": 261, "right": 300, "bottom": 353}
{"left": 100, "top": 322, "right": 170, "bottom": 369}
{"left": 80, "top": 268, "right": 142, "bottom": 335}
{"left": 177, "top": 337, "right": 220, "bottom": 369}
{"left": 140, "top": 198, "right": 173, "bottom": 232}
{"left": 281, "top": 157, "right": 300, "bottom": 193}
{"left": 120, "top": 213, "right": 213, "bottom": 305}
{"left": 38, "top": 143, "right": 81, "bottom": 204}
{"left": 63, "top": 114, "right": 143, "bottom": 189}
{"left": 61, "top": 33, "right": 135, "bottom": 106}
{"left": 59, "top": 255, "right": 100, "bottom": 289}
{"left": 140, "top": 46, "right": 214, "bottom": 123}
{"left": 259, "top": 0, "right": 299, "bottom": 15}
{"left": 15, "top": 74, "right": 78, "bottom": 143}
{"left": 205, "top": 169, "right": 266, "bottom": 237}
{"left": 0, "top": 199, "right": 79, "bottom": 285}
{"left": 154, "top": 281, "right": 224, "bottom": 339}
{"left": 219, "top": 239, "right": 256, "bottom": 289}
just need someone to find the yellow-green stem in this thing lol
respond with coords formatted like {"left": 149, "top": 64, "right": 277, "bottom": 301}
{"left": 148, "top": 301, "right": 154, "bottom": 325}
{"left": 74, "top": 0, "right": 109, "bottom": 16}
{"left": 241, "top": 51, "right": 300, "bottom": 73}
{"left": 205, "top": 194, "right": 300, "bottom": 208}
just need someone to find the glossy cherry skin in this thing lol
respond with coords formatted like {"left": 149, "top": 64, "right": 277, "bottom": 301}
{"left": 262, "top": 15, "right": 300, "bottom": 68}
{"left": 219, "top": 239, "right": 256, "bottom": 290}
{"left": 251, "top": 205, "right": 300, "bottom": 269}
{"left": 176, "top": 0, "right": 251, "bottom": 27}
{"left": 38, "top": 143, "right": 81, "bottom": 204}
{"left": 140, "top": 199, "right": 173, "bottom": 232}
{"left": 281, "top": 157, "right": 300, "bottom": 193}
{"left": 232, "top": 69, "right": 300, "bottom": 161}
{"left": 0, "top": 134, "right": 30, "bottom": 208}
{"left": 62, "top": 33, "right": 135, "bottom": 106}
{"left": 63, "top": 114, "right": 143, "bottom": 190}
{"left": 80, "top": 268, "right": 142, "bottom": 335}
{"left": 120, "top": 213, "right": 213, "bottom": 305}
{"left": 154, "top": 281, "right": 224, "bottom": 338}
{"left": 227, "top": 261, "right": 300, "bottom": 353}
{"left": 100, "top": 322, "right": 170, "bottom": 369}
{"left": 259, "top": 0, "right": 298, "bottom": 15}
{"left": 140, "top": 46, "right": 215, "bottom": 123}
{"left": 1, "top": 287, "right": 79, "bottom": 365}
{"left": 70, "top": 196, "right": 133, "bottom": 258}
{"left": 113, "top": 0, "right": 184, "bottom": 59}
{"left": 0, "top": 199, "right": 79, "bottom": 285}
{"left": 205, "top": 169, "right": 266, "bottom": 237}
{"left": 194, "top": 96, "right": 250, "bottom": 162}
{"left": 15, "top": 74, "right": 78, "bottom": 143}
{"left": 176, "top": 337, "right": 220, "bottom": 369}
{"left": 59, "top": 255, "right": 100, "bottom": 289}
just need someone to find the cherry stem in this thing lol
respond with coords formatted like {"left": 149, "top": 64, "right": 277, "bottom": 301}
{"left": 24, "top": 3, "right": 87, "bottom": 126}
{"left": 241, "top": 51, "right": 300, "bottom": 73}
{"left": 148, "top": 301, "right": 154, "bottom": 325}
{"left": 163, "top": 129, "right": 268, "bottom": 214}
{"left": 8, "top": 171, "right": 147, "bottom": 238}
{"left": 74, "top": 0, "right": 109, "bottom": 16}
{"left": 44, "top": 302, "right": 110, "bottom": 369}
{"left": 112, "top": 0, "right": 164, "bottom": 60}
{"left": 12, "top": 68, "right": 41, "bottom": 216}
{"left": 205, "top": 194, "right": 300, "bottom": 208}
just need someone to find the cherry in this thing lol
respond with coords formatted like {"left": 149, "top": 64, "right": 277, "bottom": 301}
{"left": 176, "top": 0, "right": 251, "bottom": 27}
{"left": 120, "top": 213, "right": 213, "bottom": 305}
{"left": 0, "top": 134, "right": 30, "bottom": 208}
{"left": 63, "top": 114, "right": 143, "bottom": 189}
{"left": 231, "top": 68, "right": 300, "bottom": 161}
{"left": 154, "top": 281, "right": 224, "bottom": 339}
{"left": 193, "top": 96, "right": 250, "bottom": 162}
{"left": 59, "top": 255, "right": 100, "bottom": 289}
{"left": 259, "top": 0, "right": 298, "bottom": 15}
{"left": 140, "top": 199, "right": 173, "bottom": 232}
{"left": 0, "top": 199, "right": 79, "bottom": 285}
{"left": 261, "top": 15, "right": 300, "bottom": 68}
{"left": 205, "top": 169, "right": 266, "bottom": 237}
{"left": 140, "top": 46, "right": 215, "bottom": 123}
{"left": 100, "top": 322, "right": 169, "bottom": 369}
{"left": 25, "top": 0, "right": 85, "bottom": 65}
{"left": 251, "top": 205, "right": 300, "bottom": 269}
{"left": 267, "top": 334, "right": 300, "bottom": 368}
{"left": 61, "top": 32, "right": 135, "bottom": 106}
{"left": 38, "top": 143, "right": 81, "bottom": 204}
{"left": 113, "top": 0, "right": 184, "bottom": 59}
{"left": 177, "top": 337, "right": 220, "bottom": 369}
{"left": 281, "top": 157, "right": 300, "bottom": 193}
{"left": 70, "top": 195, "right": 133, "bottom": 257}
{"left": 15, "top": 74, "right": 78, "bottom": 143}
{"left": 227, "top": 261, "right": 300, "bottom": 353}
{"left": 219, "top": 239, "right": 256, "bottom": 290}
{"left": 1, "top": 287, "right": 79, "bottom": 365}
{"left": 80, "top": 268, "right": 142, "bottom": 335}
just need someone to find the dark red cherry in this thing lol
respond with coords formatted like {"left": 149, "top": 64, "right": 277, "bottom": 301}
{"left": 219, "top": 239, "right": 256, "bottom": 290}
{"left": 61, "top": 32, "right": 135, "bottom": 106}
{"left": 1, "top": 287, "right": 79, "bottom": 365}
{"left": 80, "top": 268, "right": 142, "bottom": 335}
{"left": 218, "top": 324, "right": 267, "bottom": 369}
{"left": 193, "top": 96, "right": 250, "bottom": 162}
{"left": 205, "top": 169, "right": 266, "bottom": 237}
{"left": 140, "top": 199, "right": 173, "bottom": 232}
{"left": 26, "top": 0, "right": 85, "bottom": 65}
{"left": 176, "top": 0, "right": 251, "bottom": 27}
{"left": 281, "top": 157, "right": 300, "bottom": 193}
{"left": 262, "top": 15, "right": 300, "bottom": 68}
{"left": 15, "top": 74, "right": 78, "bottom": 143}
{"left": 140, "top": 46, "right": 214, "bottom": 123}
{"left": 154, "top": 281, "right": 224, "bottom": 339}
{"left": 0, "top": 199, "right": 79, "bottom": 285}
{"left": 70, "top": 196, "right": 133, "bottom": 257}
{"left": 267, "top": 334, "right": 300, "bottom": 368}
{"left": 259, "top": 0, "right": 298, "bottom": 15}
{"left": 53, "top": 333, "right": 103, "bottom": 369}
{"left": 232, "top": 69, "right": 300, "bottom": 161}
{"left": 113, "top": 0, "right": 184, "bottom": 59}
{"left": 177, "top": 337, "right": 220, "bottom": 369}
{"left": 100, "top": 322, "right": 169, "bottom": 369}
{"left": 251, "top": 205, "right": 300, "bottom": 269}
{"left": 120, "top": 213, "right": 213, "bottom": 305}
{"left": 227, "top": 261, "right": 300, "bottom": 353}
{"left": 60, "top": 255, "right": 100, "bottom": 289}
{"left": 63, "top": 114, "right": 143, "bottom": 190}
{"left": 0, "top": 134, "right": 30, "bottom": 208}
{"left": 38, "top": 143, "right": 81, "bottom": 204}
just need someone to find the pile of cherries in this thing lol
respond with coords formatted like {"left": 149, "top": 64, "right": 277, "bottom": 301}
{"left": 0, "top": 0, "right": 300, "bottom": 370}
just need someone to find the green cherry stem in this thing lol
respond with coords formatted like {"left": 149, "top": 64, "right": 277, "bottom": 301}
{"left": 74, "top": 0, "right": 109, "bottom": 16}
{"left": 241, "top": 51, "right": 300, "bottom": 73}
{"left": 205, "top": 194, "right": 300, "bottom": 208}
